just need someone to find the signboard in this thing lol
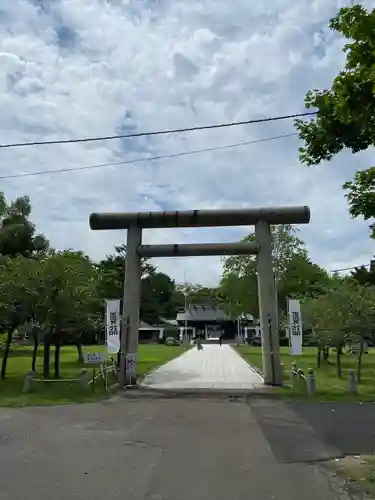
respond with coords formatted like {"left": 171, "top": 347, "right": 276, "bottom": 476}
{"left": 105, "top": 299, "right": 121, "bottom": 354}
{"left": 84, "top": 352, "right": 105, "bottom": 364}
{"left": 126, "top": 353, "right": 137, "bottom": 376}
{"left": 287, "top": 299, "right": 303, "bottom": 355}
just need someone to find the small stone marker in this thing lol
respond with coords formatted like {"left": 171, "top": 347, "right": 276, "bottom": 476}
{"left": 23, "top": 370, "right": 36, "bottom": 393}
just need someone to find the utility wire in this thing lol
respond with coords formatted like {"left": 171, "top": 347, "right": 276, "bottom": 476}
{"left": 0, "top": 111, "right": 316, "bottom": 149}
{"left": 0, "top": 132, "right": 297, "bottom": 180}
{"left": 330, "top": 264, "right": 371, "bottom": 273}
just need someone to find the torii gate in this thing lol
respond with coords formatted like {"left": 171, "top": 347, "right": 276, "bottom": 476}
{"left": 89, "top": 205, "right": 310, "bottom": 387}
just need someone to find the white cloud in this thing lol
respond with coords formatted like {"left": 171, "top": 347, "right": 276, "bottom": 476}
{"left": 0, "top": 0, "right": 373, "bottom": 286}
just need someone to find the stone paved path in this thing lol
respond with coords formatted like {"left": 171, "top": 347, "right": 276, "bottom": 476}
{"left": 141, "top": 344, "right": 264, "bottom": 390}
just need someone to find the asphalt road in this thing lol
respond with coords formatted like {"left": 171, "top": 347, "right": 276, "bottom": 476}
{"left": 289, "top": 401, "right": 375, "bottom": 455}
{"left": 0, "top": 395, "right": 364, "bottom": 500}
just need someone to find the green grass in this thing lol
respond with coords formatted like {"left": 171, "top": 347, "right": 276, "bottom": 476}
{"left": 335, "top": 455, "right": 375, "bottom": 498}
{"left": 235, "top": 345, "right": 375, "bottom": 401}
{"left": 0, "top": 343, "right": 189, "bottom": 407}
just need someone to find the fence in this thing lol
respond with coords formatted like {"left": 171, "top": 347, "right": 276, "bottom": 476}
{"left": 286, "top": 361, "right": 358, "bottom": 397}
{"left": 23, "top": 357, "right": 118, "bottom": 394}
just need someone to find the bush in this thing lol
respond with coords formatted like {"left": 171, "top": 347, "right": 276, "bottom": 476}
{"left": 165, "top": 337, "right": 181, "bottom": 346}
{"left": 163, "top": 327, "right": 179, "bottom": 339}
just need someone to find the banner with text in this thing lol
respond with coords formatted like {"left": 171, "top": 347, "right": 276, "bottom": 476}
{"left": 105, "top": 299, "right": 121, "bottom": 354}
{"left": 287, "top": 299, "right": 303, "bottom": 355}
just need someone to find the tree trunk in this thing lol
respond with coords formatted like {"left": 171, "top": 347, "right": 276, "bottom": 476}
{"left": 357, "top": 336, "right": 364, "bottom": 384}
{"left": 31, "top": 335, "right": 39, "bottom": 372}
{"left": 54, "top": 335, "right": 61, "bottom": 378}
{"left": 76, "top": 343, "right": 84, "bottom": 363}
{"left": 1, "top": 329, "right": 14, "bottom": 380}
{"left": 336, "top": 345, "right": 342, "bottom": 379}
{"left": 43, "top": 330, "right": 52, "bottom": 378}
{"left": 317, "top": 346, "right": 322, "bottom": 368}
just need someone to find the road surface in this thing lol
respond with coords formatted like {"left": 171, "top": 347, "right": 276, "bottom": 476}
{"left": 0, "top": 395, "right": 361, "bottom": 500}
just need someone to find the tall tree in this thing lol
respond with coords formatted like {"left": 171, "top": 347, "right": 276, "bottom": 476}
{"left": 141, "top": 272, "right": 177, "bottom": 324}
{"left": 279, "top": 254, "right": 331, "bottom": 307}
{"left": 0, "top": 194, "right": 49, "bottom": 257}
{"left": 0, "top": 256, "right": 42, "bottom": 379}
{"left": 302, "top": 281, "right": 375, "bottom": 379}
{"left": 97, "top": 245, "right": 181, "bottom": 324}
{"left": 176, "top": 284, "right": 224, "bottom": 308}
{"left": 35, "top": 250, "right": 99, "bottom": 378}
{"left": 220, "top": 225, "right": 307, "bottom": 317}
{"left": 351, "top": 259, "right": 375, "bottom": 286}
{"left": 296, "top": 4, "right": 375, "bottom": 236}
{"left": 97, "top": 244, "right": 155, "bottom": 301}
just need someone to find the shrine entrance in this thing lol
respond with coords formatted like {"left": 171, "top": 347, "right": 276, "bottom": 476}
{"left": 89, "top": 205, "right": 310, "bottom": 387}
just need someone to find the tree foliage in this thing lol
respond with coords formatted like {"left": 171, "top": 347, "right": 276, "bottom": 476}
{"left": 97, "top": 245, "right": 180, "bottom": 324}
{"left": 0, "top": 194, "right": 49, "bottom": 257}
{"left": 176, "top": 284, "right": 224, "bottom": 307}
{"left": 141, "top": 272, "right": 179, "bottom": 324}
{"left": 296, "top": 4, "right": 375, "bottom": 235}
{"left": 279, "top": 254, "right": 331, "bottom": 306}
{"left": 220, "top": 225, "right": 309, "bottom": 316}
{"left": 96, "top": 244, "right": 155, "bottom": 301}
{"left": 351, "top": 260, "right": 375, "bottom": 286}
{"left": 302, "top": 280, "right": 375, "bottom": 377}
{"left": 343, "top": 168, "right": 375, "bottom": 237}
{"left": 0, "top": 256, "right": 43, "bottom": 378}
{"left": 0, "top": 250, "right": 100, "bottom": 378}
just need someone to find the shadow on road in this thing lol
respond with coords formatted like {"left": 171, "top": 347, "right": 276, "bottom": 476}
{"left": 288, "top": 401, "right": 375, "bottom": 456}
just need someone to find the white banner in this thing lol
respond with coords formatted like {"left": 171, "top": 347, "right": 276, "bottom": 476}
{"left": 105, "top": 299, "right": 121, "bottom": 354}
{"left": 287, "top": 299, "right": 303, "bottom": 355}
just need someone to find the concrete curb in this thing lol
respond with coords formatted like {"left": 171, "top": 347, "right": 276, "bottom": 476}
{"left": 121, "top": 386, "right": 281, "bottom": 400}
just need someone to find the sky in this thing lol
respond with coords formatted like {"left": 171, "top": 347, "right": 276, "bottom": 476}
{"left": 0, "top": 0, "right": 373, "bottom": 286}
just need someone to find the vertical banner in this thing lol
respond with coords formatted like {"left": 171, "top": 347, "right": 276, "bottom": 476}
{"left": 105, "top": 299, "right": 121, "bottom": 354}
{"left": 287, "top": 299, "right": 303, "bottom": 355}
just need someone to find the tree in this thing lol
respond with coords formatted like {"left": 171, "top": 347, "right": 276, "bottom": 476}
{"left": 220, "top": 225, "right": 307, "bottom": 317}
{"left": 97, "top": 245, "right": 183, "bottom": 324}
{"left": 343, "top": 169, "right": 375, "bottom": 238}
{"left": 96, "top": 244, "right": 155, "bottom": 303}
{"left": 302, "top": 281, "right": 375, "bottom": 379}
{"left": 141, "top": 272, "right": 178, "bottom": 323}
{"left": 219, "top": 272, "right": 258, "bottom": 319}
{"left": 0, "top": 194, "right": 49, "bottom": 257}
{"left": 34, "top": 251, "right": 99, "bottom": 378}
{"left": 0, "top": 256, "right": 42, "bottom": 379}
{"left": 279, "top": 255, "right": 331, "bottom": 307}
{"left": 351, "top": 260, "right": 375, "bottom": 286}
{"left": 296, "top": 4, "right": 375, "bottom": 236}
{"left": 176, "top": 284, "right": 224, "bottom": 308}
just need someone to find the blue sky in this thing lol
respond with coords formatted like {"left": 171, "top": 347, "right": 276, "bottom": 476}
{"left": 0, "top": 0, "right": 373, "bottom": 285}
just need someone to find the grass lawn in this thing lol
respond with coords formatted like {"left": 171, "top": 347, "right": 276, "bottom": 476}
{"left": 335, "top": 455, "right": 375, "bottom": 498}
{"left": 0, "top": 343, "right": 189, "bottom": 407}
{"left": 235, "top": 345, "right": 375, "bottom": 401}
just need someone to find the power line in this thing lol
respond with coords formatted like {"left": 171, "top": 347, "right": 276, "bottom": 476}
{"left": 0, "top": 111, "right": 316, "bottom": 149}
{"left": 0, "top": 132, "right": 297, "bottom": 180}
{"left": 330, "top": 264, "right": 371, "bottom": 273}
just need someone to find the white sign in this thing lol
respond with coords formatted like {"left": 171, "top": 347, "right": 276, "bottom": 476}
{"left": 287, "top": 299, "right": 303, "bottom": 355}
{"left": 126, "top": 353, "right": 137, "bottom": 376}
{"left": 84, "top": 352, "right": 105, "bottom": 364}
{"left": 105, "top": 299, "right": 121, "bottom": 354}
